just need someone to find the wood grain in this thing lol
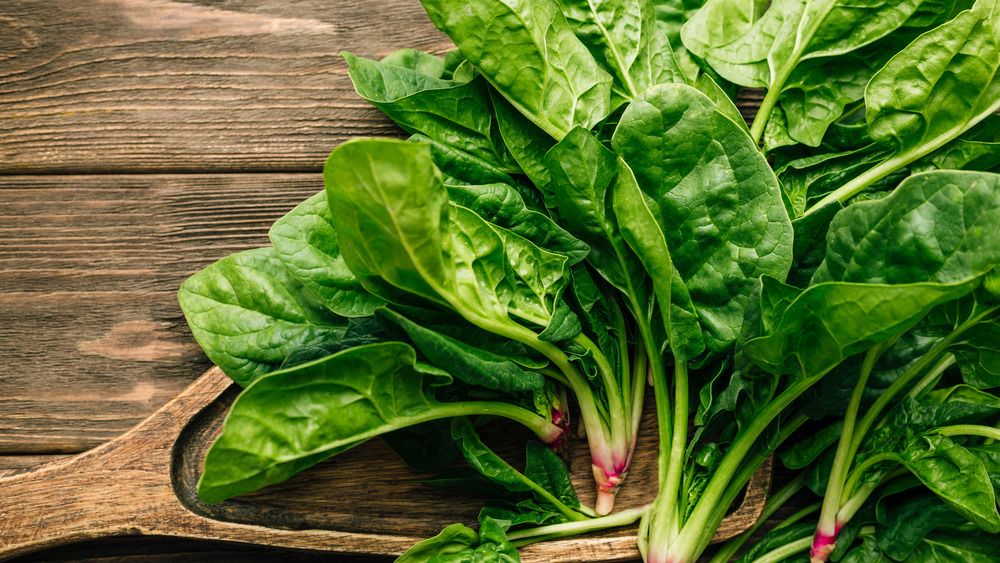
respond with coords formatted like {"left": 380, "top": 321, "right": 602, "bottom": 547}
{"left": 0, "top": 173, "right": 319, "bottom": 452}
{"left": 0, "top": 367, "right": 769, "bottom": 563}
{"left": 0, "top": 1, "right": 783, "bottom": 560}
{"left": 0, "top": 0, "right": 450, "bottom": 174}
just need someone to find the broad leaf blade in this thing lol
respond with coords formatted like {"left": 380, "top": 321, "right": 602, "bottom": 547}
{"left": 268, "top": 191, "right": 385, "bottom": 317}
{"left": 178, "top": 247, "right": 349, "bottom": 387}
{"left": 197, "top": 342, "right": 451, "bottom": 502}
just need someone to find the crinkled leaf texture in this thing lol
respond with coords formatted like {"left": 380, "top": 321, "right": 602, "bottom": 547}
{"left": 419, "top": 0, "right": 613, "bottom": 140}
{"left": 612, "top": 83, "right": 793, "bottom": 352}
{"left": 325, "top": 138, "right": 580, "bottom": 342}
{"left": 747, "top": 171, "right": 1000, "bottom": 379}
{"left": 178, "top": 247, "right": 348, "bottom": 387}
{"left": 343, "top": 51, "right": 509, "bottom": 168}
{"left": 197, "top": 342, "right": 458, "bottom": 503}
{"left": 866, "top": 0, "right": 1000, "bottom": 156}
{"left": 268, "top": 190, "right": 385, "bottom": 318}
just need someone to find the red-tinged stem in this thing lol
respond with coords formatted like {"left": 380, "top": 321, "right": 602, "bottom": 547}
{"left": 810, "top": 524, "right": 841, "bottom": 563}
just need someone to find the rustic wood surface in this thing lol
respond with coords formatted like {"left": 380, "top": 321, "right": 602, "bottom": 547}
{"left": 0, "top": 1, "right": 785, "bottom": 562}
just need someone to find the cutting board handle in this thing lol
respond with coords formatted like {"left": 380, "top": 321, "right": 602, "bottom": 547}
{"left": 0, "top": 366, "right": 771, "bottom": 562}
{"left": 0, "top": 368, "right": 233, "bottom": 559}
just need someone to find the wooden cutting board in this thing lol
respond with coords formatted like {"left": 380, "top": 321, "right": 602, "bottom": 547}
{"left": 0, "top": 367, "right": 771, "bottom": 562}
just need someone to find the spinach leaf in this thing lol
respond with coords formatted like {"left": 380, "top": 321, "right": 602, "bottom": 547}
{"left": 866, "top": 0, "right": 1000, "bottom": 160}
{"left": 325, "top": 138, "right": 580, "bottom": 340}
{"left": 744, "top": 281, "right": 980, "bottom": 379}
{"left": 344, "top": 51, "right": 512, "bottom": 169}
{"left": 268, "top": 190, "right": 385, "bottom": 317}
{"left": 808, "top": 0, "right": 1000, "bottom": 211}
{"left": 378, "top": 307, "right": 546, "bottom": 392}
{"left": 198, "top": 342, "right": 455, "bottom": 502}
{"left": 558, "top": 0, "right": 689, "bottom": 100}
{"left": 812, "top": 171, "right": 1000, "bottom": 286}
{"left": 178, "top": 247, "right": 349, "bottom": 387}
{"left": 682, "top": 0, "right": 950, "bottom": 143}
{"left": 612, "top": 83, "right": 793, "bottom": 352}
{"left": 899, "top": 434, "right": 1000, "bottom": 533}
{"left": 905, "top": 529, "right": 1000, "bottom": 562}
{"left": 396, "top": 517, "right": 520, "bottom": 562}
{"left": 875, "top": 490, "right": 969, "bottom": 560}
{"left": 451, "top": 417, "right": 584, "bottom": 520}
{"left": 445, "top": 182, "right": 589, "bottom": 265}
{"left": 420, "top": 0, "right": 614, "bottom": 140}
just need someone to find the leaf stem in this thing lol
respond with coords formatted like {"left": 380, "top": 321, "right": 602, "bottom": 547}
{"left": 935, "top": 424, "right": 1000, "bottom": 441}
{"left": 440, "top": 401, "right": 565, "bottom": 444}
{"left": 507, "top": 504, "right": 650, "bottom": 544}
{"left": 708, "top": 475, "right": 811, "bottom": 563}
{"left": 751, "top": 537, "right": 813, "bottom": 563}
{"left": 813, "top": 346, "right": 881, "bottom": 554}
{"left": 803, "top": 152, "right": 911, "bottom": 215}
{"left": 848, "top": 305, "right": 998, "bottom": 463}
{"left": 669, "top": 389, "right": 816, "bottom": 563}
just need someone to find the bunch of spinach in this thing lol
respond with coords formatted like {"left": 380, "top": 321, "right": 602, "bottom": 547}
{"left": 175, "top": 0, "right": 1000, "bottom": 560}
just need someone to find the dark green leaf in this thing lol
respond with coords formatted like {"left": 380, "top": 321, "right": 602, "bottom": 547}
{"left": 612, "top": 83, "right": 793, "bottom": 352}
{"left": 197, "top": 342, "right": 455, "bottom": 503}
{"left": 899, "top": 433, "right": 1000, "bottom": 533}
{"left": 420, "top": 0, "right": 613, "bottom": 139}
{"left": 866, "top": 0, "right": 1000, "bottom": 162}
{"left": 178, "top": 247, "right": 349, "bottom": 387}
{"left": 269, "top": 191, "right": 385, "bottom": 317}
{"left": 395, "top": 523, "right": 479, "bottom": 563}
{"left": 378, "top": 307, "right": 545, "bottom": 392}
{"left": 812, "top": 171, "right": 1000, "bottom": 286}
{"left": 875, "top": 490, "right": 969, "bottom": 560}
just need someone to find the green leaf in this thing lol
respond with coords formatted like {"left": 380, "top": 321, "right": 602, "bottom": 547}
{"left": 543, "top": 127, "right": 649, "bottom": 303}
{"left": 744, "top": 281, "right": 979, "bottom": 379}
{"left": 420, "top": 0, "right": 614, "bottom": 140}
{"left": 812, "top": 171, "right": 1000, "bottom": 286}
{"left": 734, "top": 521, "right": 814, "bottom": 563}
{"left": 343, "top": 51, "right": 509, "bottom": 168}
{"left": 326, "top": 139, "right": 579, "bottom": 340}
{"left": 558, "top": 0, "right": 688, "bottom": 99}
{"left": 780, "top": 420, "right": 843, "bottom": 469}
{"left": 407, "top": 134, "right": 524, "bottom": 191}
{"left": 378, "top": 307, "right": 545, "bottom": 392}
{"left": 524, "top": 440, "right": 580, "bottom": 508}
{"left": 875, "top": 490, "right": 969, "bottom": 560}
{"left": 197, "top": 342, "right": 461, "bottom": 502}
{"left": 445, "top": 182, "right": 589, "bottom": 266}
{"left": 899, "top": 433, "right": 1000, "bottom": 533}
{"left": 612, "top": 83, "right": 793, "bottom": 352}
{"left": 380, "top": 419, "right": 461, "bottom": 473}
{"left": 866, "top": 0, "right": 1000, "bottom": 163}
{"left": 381, "top": 48, "right": 448, "bottom": 78}
{"left": 856, "top": 395, "right": 1000, "bottom": 485}
{"left": 450, "top": 418, "right": 582, "bottom": 520}
{"left": 178, "top": 247, "right": 349, "bottom": 387}
{"left": 268, "top": 191, "right": 386, "bottom": 317}
{"left": 683, "top": 0, "right": 955, "bottom": 145}
{"left": 611, "top": 156, "right": 704, "bottom": 359}
{"left": 490, "top": 90, "right": 557, "bottom": 192}
{"left": 905, "top": 529, "right": 1000, "bottom": 562}
{"left": 396, "top": 523, "right": 479, "bottom": 563}
{"left": 952, "top": 322, "right": 1000, "bottom": 388}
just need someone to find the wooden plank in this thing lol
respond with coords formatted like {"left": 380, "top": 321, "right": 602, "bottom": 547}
{"left": 0, "top": 173, "right": 320, "bottom": 452}
{"left": 0, "top": 1, "right": 764, "bottom": 175}
{"left": 0, "top": 0, "right": 449, "bottom": 174}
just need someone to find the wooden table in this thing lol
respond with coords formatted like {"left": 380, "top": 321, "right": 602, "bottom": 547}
{"left": 0, "top": 2, "right": 789, "bottom": 561}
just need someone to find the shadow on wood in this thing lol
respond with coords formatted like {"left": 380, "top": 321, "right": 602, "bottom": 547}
{"left": 0, "top": 366, "right": 771, "bottom": 562}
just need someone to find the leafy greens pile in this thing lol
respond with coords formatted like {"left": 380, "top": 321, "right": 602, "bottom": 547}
{"left": 177, "top": 0, "right": 1000, "bottom": 561}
